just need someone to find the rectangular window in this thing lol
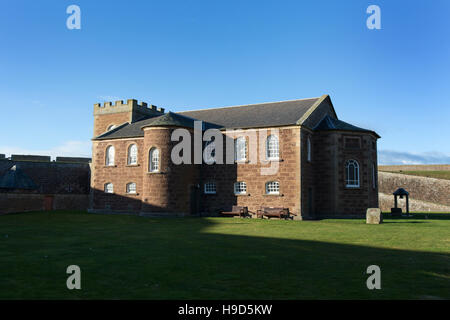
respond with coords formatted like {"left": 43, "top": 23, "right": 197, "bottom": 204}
{"left": 104, "top": 183, "right": 114, "bottom": 193}
{"left": 234, "top": 182, "right": 247, "bottom": 195}
{"left": 127, "top": 183, "right": 136, "bottom": 194}
{"left": 266, "top": 181, "right": 279, "bottom": 194}
{"left": 204, "top": 182, "right": 216, "bottom": 194}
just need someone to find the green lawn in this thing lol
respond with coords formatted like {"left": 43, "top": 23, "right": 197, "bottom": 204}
{"left": 0, "top": 211, "right": 449, "bottom": 300}
{"left": 382, "top": 170, "right": 450, "bottom": 180}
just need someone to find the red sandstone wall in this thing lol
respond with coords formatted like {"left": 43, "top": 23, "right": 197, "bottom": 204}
{"left": 91, "top": 138, "right": 145, "bottom": 212}
{"left": 93, "top": 113, "right": 131, "bottom": 137}
{"left": 199, "top": 126, "right": 302, "bottom": 218}
{"left": 0, "top": 194, "right": 89, "bottom": 214}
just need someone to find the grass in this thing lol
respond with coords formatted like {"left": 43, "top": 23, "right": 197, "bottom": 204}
{"left": 382, "top": 170, "right": 450, "bottom": 180}
{"left": 0, "top": 211, "right": 449, "bottom": 300}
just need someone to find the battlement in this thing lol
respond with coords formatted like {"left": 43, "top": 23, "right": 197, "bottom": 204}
{"left": 94, "top": 99, "right": 165, "bottom": 116}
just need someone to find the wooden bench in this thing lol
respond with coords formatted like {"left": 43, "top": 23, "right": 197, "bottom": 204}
{"left": 257, "top": 207, "right": 296, "bottom": 220}
{"left": 220, "top": 206, "right": 249, "bottom": 218}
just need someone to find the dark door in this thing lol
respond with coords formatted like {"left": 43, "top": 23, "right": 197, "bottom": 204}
{"left": 44, "top": 195, "right": 54, "bottom": 211}
{"left": 308, "top": 188, "right": 313, "bottom": 215}
{"left": 189, "top": 185, "right": 199, "bottom": 215}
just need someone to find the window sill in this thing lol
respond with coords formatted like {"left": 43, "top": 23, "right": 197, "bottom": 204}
{"left": 104, "top": 165, "right": 117, "bottom": 168}
{"left": 204, "top": 192, "right": 217, "bottom": 195}
{"left": 265, "top": 158, "right": 283, "bottom": 162}
{"left": 147, "top": 171, "right": 164, "bottom": 175}
{"left": 345, "top": 185, "right": 360, "bottom": 189}
{"left": 235, "top": 160, "right": 249, "bottom": 164}
{"left": 126, "top": 193, "right": 140, "bottom": 196}
{"left": 234, "top": 193, "right": 249, "bottom": 196}
{"left": 126, "top": 164, "right": 140, "bottom": 167}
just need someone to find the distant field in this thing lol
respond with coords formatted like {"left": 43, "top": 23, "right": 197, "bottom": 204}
{"left": 381, "top": 170, "right": 450, "bottom": 180}
{"left": 379, "top": 165, "right": 450, "bottom": 172}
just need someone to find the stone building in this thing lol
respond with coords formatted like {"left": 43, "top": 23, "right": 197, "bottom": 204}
{"left": 0, "top": 155, "right": 91, "bottom": 214}
{"left": 90, "top": 95, "right": 380, "bottom": 219}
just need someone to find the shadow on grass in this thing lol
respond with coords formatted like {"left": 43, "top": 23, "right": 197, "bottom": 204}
{"left": 0, "top": 211, "right": 448, "bottom": 300}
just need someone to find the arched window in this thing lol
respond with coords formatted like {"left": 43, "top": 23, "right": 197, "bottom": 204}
{"left": 126, "top": 182, "right": 136, "bottom": 194}
{"left": 234, "top": 181, "right": 247, "bottom": 195}
{"left": 149, "top": 148, "right": 159, "bottom": 172}
{"left": 127, "top": 144, "right": 138, "bottom": 165}
{"left": 345, "top": 160, "right": 360, "bottom": 188}
{"left": 266, "top": 135, "right": 279, "bottom": 159}
{"left": 105, "top": 146, "right": 115, "bottom": 166}
{"left": 204, "top": 141, "right": 216, "bottom": 164}
{"left": 266, "top": 181, "right": 280, "bottom": 194}
{"left": 204, "top": 182, "right": 216, "bottom": 194}
{"left": 235, "top": 137, "right": 247, "bottom": 161}
{"left": 107, "top": 124, "right": 116, "bottom": 131}
{"left": 307, "top": 137, "right": 312, "bottom": 162}
{"left": 104, "top": 183, "right": 114, "bottom": 193}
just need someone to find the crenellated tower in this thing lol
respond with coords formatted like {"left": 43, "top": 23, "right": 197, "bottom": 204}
{"left": 93, "top": 99, "right": 165, "bottom": 137}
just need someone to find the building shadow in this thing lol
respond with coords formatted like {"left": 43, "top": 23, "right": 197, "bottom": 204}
{"left": 0, "top": 211, "right": 448, "bottom": 299}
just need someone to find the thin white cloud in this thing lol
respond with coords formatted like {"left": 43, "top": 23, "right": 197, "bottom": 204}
{"left": 0, "top": 140, "right": 92, "bottom": 160}
{"left": 379, "top": 150, "right": 450, "bottom": 165}
{"left": 97, "top": 95, "right": 121, "bottom": 102}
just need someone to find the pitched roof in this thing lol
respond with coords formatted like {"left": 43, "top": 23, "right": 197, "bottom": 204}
{"left": 94, "top": 97, "right": 321, "bottom": 140}
{"left": 0, "top": 165, "right": 38, "bottom": 190}
{"left": 93, "top": 95, "right": 379, "bottom": 140}
{"left": 314, "top": 115, "right": 380, "bottom": 137}
{"left": 94, "top": 112, "right": 221, "bottom": 140}
{"left": 177, "top": 97, "right": 320, "bottom": 129}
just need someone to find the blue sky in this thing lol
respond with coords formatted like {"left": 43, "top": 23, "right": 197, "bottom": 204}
{"left": 1, "top": 0, "right": 449, "bottom": 164}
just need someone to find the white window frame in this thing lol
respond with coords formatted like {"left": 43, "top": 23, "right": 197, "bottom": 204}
{"left": 345, "top": 159, "right": 360, "bottom": 188}
{"left": 104, "top": 183, "right": 114, "bottom": 193}
{"left": 307, "top": 137, "right": 312, "bottom": 162}
{"left": 204, "top": 141, "right": 216, "bottom": 164}
{"left": 235, "top": 137, "right": 247, "bottom": 162}
{"left": 266, "top": 135, "right": 279, "bottom": 160}
{"left": 105, "top": 146, "right": 115, "bottom": 166}
{"left": 265, "top": 181, "right": 280, "bottom": 195}
{"left": 234, "top": 181, "right": 247, "bottom": 195}
{"left": 149, "top": 148, "right": 159, "bottom": 172}
{"left": 127, "top": 144, "right": 138, "bottom": 165}
{"left": 204, "top": 182, "right": 216, "bottom": 194}
{"left": 126, "top": 182, "right": 136, "bottom": 194}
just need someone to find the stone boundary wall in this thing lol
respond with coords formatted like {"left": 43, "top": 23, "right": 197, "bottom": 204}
{"left": 379, "top": 192, "right": 450, "bottom": 212}
{"left": 379, "top": 164, "right": 450, "bottom": 172}
{"left": 378, "top": 171, "right": 450, "bottom": 206}
{"left": 0, "top": 194, "right": 89, "bottom": 214}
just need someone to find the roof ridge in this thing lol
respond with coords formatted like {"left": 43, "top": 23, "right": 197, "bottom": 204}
{"left": 177, "top": 97, "right": 320, "bottom": 113}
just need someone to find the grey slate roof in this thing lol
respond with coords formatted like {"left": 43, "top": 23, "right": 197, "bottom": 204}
{"left": 0, "top": 165, "right": 38, "bottom": 190}
{"left": 177, "top": 98, "right": 319, "bottom": 129}
{"left": 314, "top": 115, "right": 380, "bottom": 137}
{"left": 95, "top": 112, "right": 221, "bottom": 140}
{"left": 93, "top": 96, "right": 379, "bottom": 140}
{"left": 94, "top": 98, "right": 320, "bottom": 140}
